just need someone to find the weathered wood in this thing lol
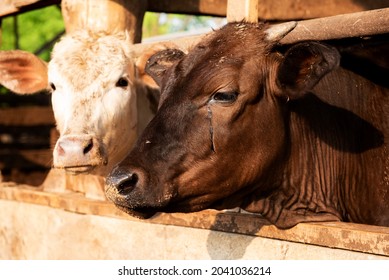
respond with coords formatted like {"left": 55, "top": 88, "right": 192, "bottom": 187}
{"left": 2, "top": 199, "right": 386, "bottom": 259}
{"left": 41, "top": 168, "right": 106, "bottom": 200}
{"left": 147, "top": 0, "right": 389, "bottom": 20}
{"left": 227, "top": 0, "right": 258, "bottom": 22}
{"left": 132, "top": 8, "right": 389, "bottom": 59}
{"left": 61, "top": 0, "right": 147, "bottom": 43}
{"left": 0, "top": 184, "right": 388, "bottom": 256}
{"left": 0, "top": 0, "right": 60, "bottom": 17}
{"left": 280, "top": 8, "right": 389, "bottom": 44}
{"left": 256, "top": 0, "right": 389, "bottom": 21}
{"left": 2, "top": 0, "right": 389, "bottom": 20}
{"left": 0, "top": 106, "right": 54, "bottom": 126}
{"left": 0, "top": 149, "right": 52, "bottom": 168}
{"left": 147, "top": 0, "right": 227, "bottom": 17}
{"left": 0, "top": 92, "right": 51, "bottom": 106}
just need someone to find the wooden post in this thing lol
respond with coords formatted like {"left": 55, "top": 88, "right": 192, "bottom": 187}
{"left": 227, "top": 0, "right": 258, "bottom": 23}
{"left": 61, "top": 0, "right": 147, "bottom": 43}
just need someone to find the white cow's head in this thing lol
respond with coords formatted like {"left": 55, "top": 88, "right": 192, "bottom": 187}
{"left": 0, "top": 30, "right": 159, "bottom": 176}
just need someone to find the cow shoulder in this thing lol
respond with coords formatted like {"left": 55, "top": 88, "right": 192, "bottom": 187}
{"left": 275, "top": 42, "right": 340, "bottom": 100}
{"left": 0, "top": 50, "right": 48, "bottom": 94}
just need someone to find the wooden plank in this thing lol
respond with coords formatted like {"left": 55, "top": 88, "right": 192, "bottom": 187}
{"left": 0, "top": 184, "right": 388, "bottom": 256}
{"left": 256, "top": 0, "right": 389, "bottom": 21}
{"left": 133, "top": 8, "right": 389, "bottom": 59}
{"left": 61, "top": 0, "right": 147, "bottom": 43}
{"left": 0, "top": 149, "right": 52, "bottom": 168}
{"left": 0, "top": 0, "right": 60, "bottom": 18}
{"left": 227, "top": 0, "right": 258, "bottom": 22}
{"left": 146, "top": 0, "right": 389, "bottom": 20}
{"left": 0, "top": 93, "right": 51, "bottom": 106}
{"left": 0, "top": 106, "right": 54, "bottom": 126}
{"left": 2, "top": 0, "right": 389, "bottom": 20}
{"left": 280, "top": 8, "right": 389, "bottom": 44}
{"left": 147, "top": 0, "right": 227, "bottom": 17}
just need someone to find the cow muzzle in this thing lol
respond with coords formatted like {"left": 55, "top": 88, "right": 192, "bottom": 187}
{"left": 53, "top": 134, "right": 107, "bottom": 174}
{"left": 105, "top": 166, "right": 142, "bottom": 202}
{"left": 105, "top": 165, "right": 167, "bottom": 218}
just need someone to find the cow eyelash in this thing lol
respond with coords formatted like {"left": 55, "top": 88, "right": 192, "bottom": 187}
{"left": 211, "top": 91, "right": 238, "bottom": 103}
{"left": 116, "top": 77, "right": 129, "bottom": 88}
{"left": 49, "top": 83, "right": 56, "bottom": 91}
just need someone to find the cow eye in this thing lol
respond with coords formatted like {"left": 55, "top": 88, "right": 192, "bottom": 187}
{"left": 49, "top": 83, "right": 56, "bottom": 91}
{"left": 116, "top": 77, "right": 129, "bottom": 88}
{"left": 212, "top": 91, "right": 238, "bottom": 103}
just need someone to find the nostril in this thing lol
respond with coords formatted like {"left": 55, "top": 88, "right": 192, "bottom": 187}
{"left": 117, "top": 173, "right": 139, "bottom": 195}
{"left": 83, "top": 140, "right": 93, "bottom": 155}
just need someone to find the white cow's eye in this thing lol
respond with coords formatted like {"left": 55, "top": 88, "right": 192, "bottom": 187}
{"left": 116, "top": 77, "right": 129, "bottom": 88}
{"left": 49, "top": 82, "right": 56, "bottom": 91}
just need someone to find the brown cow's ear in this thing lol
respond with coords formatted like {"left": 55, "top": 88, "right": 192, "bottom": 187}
{"left": 0, "top": 50, "right": 48, "bottom": 94}
{"left": 145, "top": 49, "right": 185, "bottom": 87}
{"left": 276, "top": 42, "right": 340, "bottom": 99}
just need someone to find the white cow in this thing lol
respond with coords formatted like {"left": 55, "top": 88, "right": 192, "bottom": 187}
{"left": 0, "top": 30, "right": 160, "bottom": 199}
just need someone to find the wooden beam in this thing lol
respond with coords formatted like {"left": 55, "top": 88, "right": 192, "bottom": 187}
{"left": 133, "top": 8, "right": 389, "bottom": 58}
{"left": 256, "top": 0, "right": 389, "bottom": 21}
{"left": 0, "top": 0, "right": 60, "bottom": 18}
{"left": 147, "top": 0, "right": 227, "bottom": 17}
{"left": 2, "top": 0, "right": 389, "bottom": 20}
{"left": 280, "top": 8, "right": 389, "bottom": 44}
{"left": 0, "top": 106, "right": 54, "bottom": 126}
{"left": 146, "top": 0, "right": 389, "bottom": 20}
{"left": 0, "top": 185, "right": 388, "bottom": 256}
{"left": 0, "top": 149, "right": 52, "bottom": 168}
{"left": 61, "top": 0, "right": 147, "bottom": 43}
{"left": 227, "top": 0, "right": 258, "bottom": 22}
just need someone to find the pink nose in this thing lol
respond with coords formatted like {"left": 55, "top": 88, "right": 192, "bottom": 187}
{"left": 53, "top": 135, "right": 107, "bottom": 170}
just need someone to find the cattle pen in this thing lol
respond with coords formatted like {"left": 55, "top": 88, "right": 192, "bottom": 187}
{"left": 0, "top": 0, "right": 389, "bottom": 259}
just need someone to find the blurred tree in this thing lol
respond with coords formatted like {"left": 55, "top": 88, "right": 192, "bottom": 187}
{"left": 142, "top": 12, "right": 224, "bottom": 38}
{"left": 0, "top": 5, "right": 64, "bottom": 94}
{"left": 1, "top": 5, "right": 65, "bottom": 62}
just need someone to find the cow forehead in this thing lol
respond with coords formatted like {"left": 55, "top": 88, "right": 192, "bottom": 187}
{"left": 161, "top": 22, "right": 272, "bottom": 102}
{"left": 48, "top": 30, "right": 134, "bottom": 89}
{"left": 184, "top": 22, "right": 270, "bottom": 69}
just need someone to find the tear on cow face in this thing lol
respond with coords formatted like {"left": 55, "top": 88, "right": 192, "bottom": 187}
{"left": 50, "top": 31, "right": 138, "bottom": 175}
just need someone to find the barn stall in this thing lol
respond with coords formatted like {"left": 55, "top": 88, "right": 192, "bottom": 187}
{"left": 0, "top": 0, "right": 388, "bottom": 259}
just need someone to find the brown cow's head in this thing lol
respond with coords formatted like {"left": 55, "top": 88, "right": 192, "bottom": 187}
{"left": 105, "top": 22, "right": 340, "bottom": 218}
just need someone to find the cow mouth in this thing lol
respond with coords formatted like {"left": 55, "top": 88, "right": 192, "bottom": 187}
{"left": 115, "top": 204, "right": 157, "bottom": 219}
{"left": 63, "top": 165, "right": 96, "bottom": 174}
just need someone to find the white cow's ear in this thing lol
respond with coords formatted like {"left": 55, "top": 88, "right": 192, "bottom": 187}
{"left": 145, "top": 49, "right": 185, "bottom": 87}
{"left": 275, "top": 42, "right": 340, "bottom": 100}
{"left": 0, "top": 50, "right": 48, "bottom": 94}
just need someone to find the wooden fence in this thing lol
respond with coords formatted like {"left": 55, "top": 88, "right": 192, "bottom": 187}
{"left": 0, "top": 0, "right": 388, "bottom": 259}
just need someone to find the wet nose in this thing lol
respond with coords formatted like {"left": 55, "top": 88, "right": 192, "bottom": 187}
{"left": 56, "top": 136, "right": 94, "bottom": 157}
{"left": 106, "top": 166, "right": 141, "bottom": 196}
{"left": 53, "top": 135, "right": 104, "bottom": 168}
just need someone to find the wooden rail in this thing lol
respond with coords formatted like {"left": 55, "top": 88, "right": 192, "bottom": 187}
{"left": 131, "top": 8, "right": 389, "bottom": 59}
{"left": 0, "top": 183, "right": 388, "bottom": 257}
{"left": 1, "top": 0, "right": 388, "bottom": 260}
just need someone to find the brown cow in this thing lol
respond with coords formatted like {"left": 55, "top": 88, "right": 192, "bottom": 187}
{"left": 105, "top": 22, "right": 389, "bottom": 228}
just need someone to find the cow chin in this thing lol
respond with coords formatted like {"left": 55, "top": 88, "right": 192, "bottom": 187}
{"left": 63, "top": 165, "right": 97, "bottom": 175}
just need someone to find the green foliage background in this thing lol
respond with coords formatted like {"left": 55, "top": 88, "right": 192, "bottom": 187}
{"left": 1, "top": 6, "right": 64, "bottom": 62}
